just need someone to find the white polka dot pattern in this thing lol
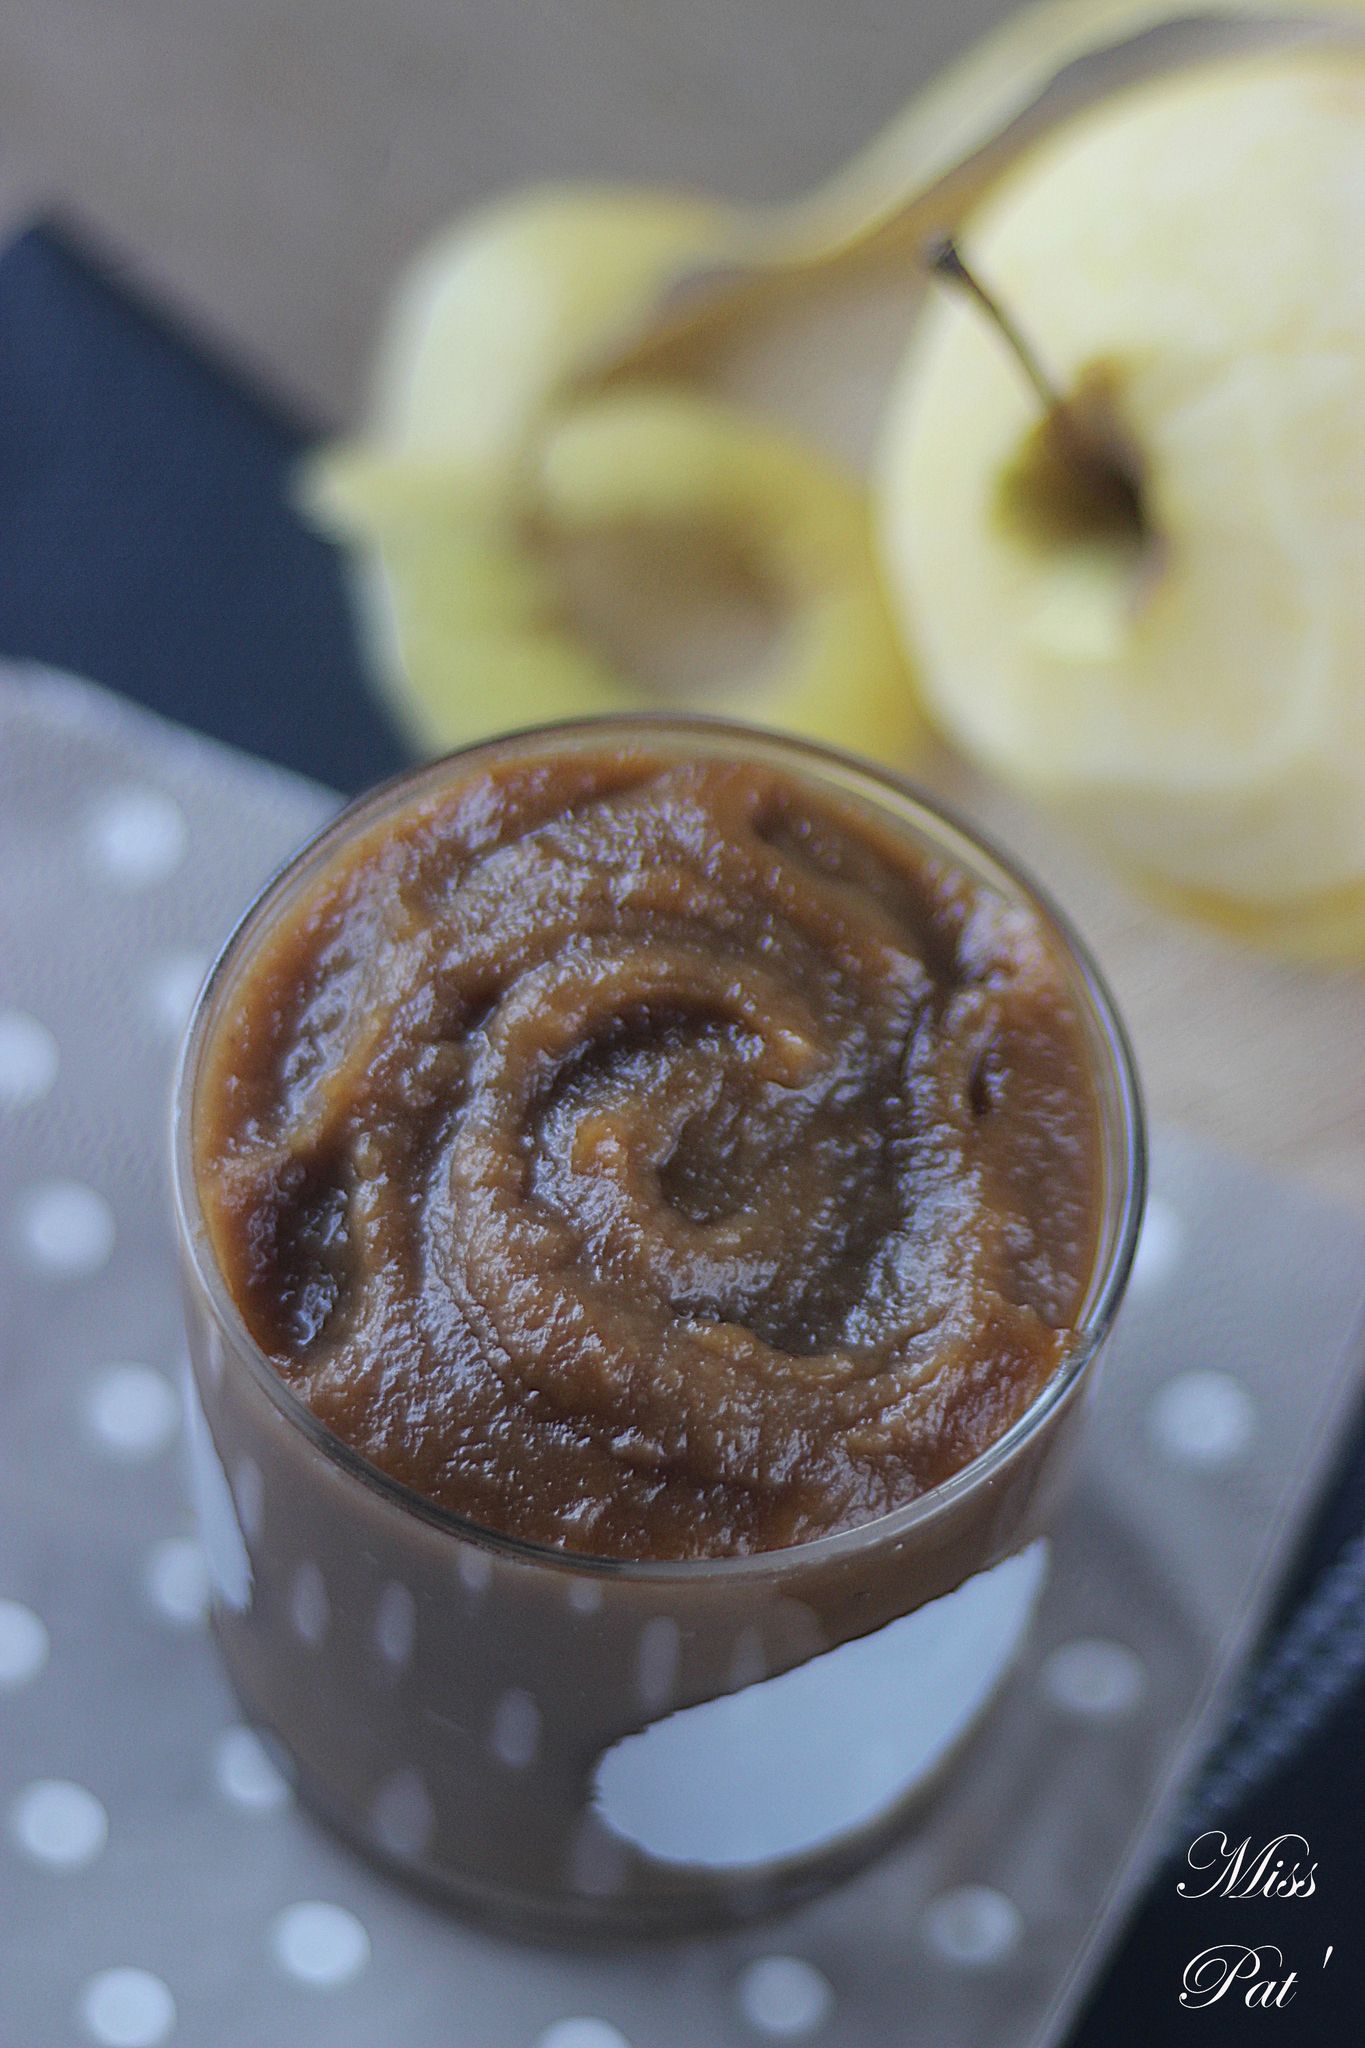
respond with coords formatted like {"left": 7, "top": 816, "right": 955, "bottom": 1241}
{"left": 86, "top": 1366, "right": 179, "bottom": 1460}
{"left": 373, "top": 1583, "right": 415, "bottom": 1670}
{"left": 84, "top": 787, "right": 187, "bottom": 887}
{"left": 1150, "top": 1372, "right": 1256, "bottom": 1469}
{"left": 736, "top": 1957, "right": 833, "bottom": 2036}
{"left": 14, "top": 1180, "right": 115, "bottom": 1278}
{"left": 271, "top": 1902, "right": 371, "bottom": 1987}
{"left": 922, "top": 1886, "right": 1022, "bottom": 1967}
{"left": 146, "top": 952, "right": 209, "bottom": 1038}
{"left": 728, "top": 1628, "right": 767, "bottom": 1691}
{"left": 213, "top": 1728, "right": 292, "bottom": 1812}
{"left": 536, "top": 2024, "right": 633, "bottom": 2048}
{"left": 0, "top": 1599, "right": 49, "bottom": 1690}
{"left": 10, "top": 1780, "right": 108, "bottom": 1869}
{"left": 78, "top": 1968, "right": 176, "bottom": 2047}
{"left": 1043, "top": 1639, "right": 1146, "bottom": 1720}
{"left": 143, "top": 1539, "right": 211, "bottom": 1628}
{"left": 0, "top": 1010, "right": 58, "bottom": 1106}
{"left": 2, "top": 666, "right": 1357, "bottom": 2048}
{"left": 458, "top": 1548, "right": 492, "bottom": 1596}
{"left": 231, "top": 1459, "right": 264, "bottom": 1542}
{"left": 1130, "top": 1197, "right": 1181, "bottom": 1293}
{"left": 371, "top": 1769, "right": 433, "bottom": 1859}
{"left": 184, "top": 1388, "right": 251, "bottom": 1612}
{"left": 291, "top": 1563, "right": 330, "bottom": 1647}
{"left": 636, "top": 1616, "right": 680, "bottom": 1710}
{"left": 490, "top": 1688, "right": 541, "bottom": 1769}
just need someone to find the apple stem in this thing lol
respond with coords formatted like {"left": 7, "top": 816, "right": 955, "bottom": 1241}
{"left": 924, "top": 234, "right": 1062, "bottom": 417}
{"left": 924, "top": 233, "right": 1148, "bottom": 542}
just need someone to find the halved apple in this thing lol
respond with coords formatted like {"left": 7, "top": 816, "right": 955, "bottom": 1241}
{"left": 366, "top": 186, "right": 730, "bottom": 470}
{"left": 309, "top": 184, "right": 916, "bottom": 759}
{"left": 878, "top": 45, "right": 1365, "bottom": 954}
{"left": 308, "top": 387, "right": 912, "bottom": 756}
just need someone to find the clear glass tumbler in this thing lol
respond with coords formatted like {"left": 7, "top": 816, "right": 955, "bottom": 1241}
{"left": 171, "top": 719, "right": 1144, "bottom": 1936}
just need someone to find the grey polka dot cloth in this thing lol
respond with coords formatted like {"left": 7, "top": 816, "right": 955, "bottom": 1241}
{"left": 3, "top": 662, "right": 1363, "bottom": 2048}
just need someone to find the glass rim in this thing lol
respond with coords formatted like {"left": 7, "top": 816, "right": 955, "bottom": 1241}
{"left": 171, "top": 712, "right": 1146, "bottom": 1583}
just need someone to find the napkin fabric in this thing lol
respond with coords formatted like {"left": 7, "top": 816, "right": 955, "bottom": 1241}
{"left": 0, "top": 223, "right": 404, "bottom": 794}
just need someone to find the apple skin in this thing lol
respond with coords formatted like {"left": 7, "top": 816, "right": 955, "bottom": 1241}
{"left": 308, "top": 188, "right": 916, "bottom": 761}
{"left": 877, "top": 46, "right": 1365, "bottom": 953}
{"left": 310, "top": 385, "right": 914, "bottom": 760}
{"left": 367, "top": 186, "right": 726, "bottom": 469}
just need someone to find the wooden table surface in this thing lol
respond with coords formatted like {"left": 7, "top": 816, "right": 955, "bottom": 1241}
{"left": 4, "top": 0, "right": 1362, "bottom": 1211}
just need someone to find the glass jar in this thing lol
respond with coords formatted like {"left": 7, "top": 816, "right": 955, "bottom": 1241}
{"left": 171, "top": 718, "right": 1143, "bottom": 1935}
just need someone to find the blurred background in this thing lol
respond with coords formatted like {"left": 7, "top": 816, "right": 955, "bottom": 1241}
{"left": 3, "top": 0, "right": 1362, "bottom": 1208}
{"left": 2, "top": 3, "right": 1365, "bottom": 2044}
{"left": 1, "top": 0, "right": 1013, "bottom": 421}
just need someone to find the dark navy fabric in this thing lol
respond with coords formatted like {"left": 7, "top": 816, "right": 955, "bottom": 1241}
{"left": 1, "top": 220, "right": 1359, "bottom": 2044}
{"left": 0, "top": 224, "right": 406, "bottom": 793}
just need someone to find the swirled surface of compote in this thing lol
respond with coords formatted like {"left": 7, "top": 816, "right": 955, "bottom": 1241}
{"left": 195, "top": 740, "right": 1103, "bottom": 1559}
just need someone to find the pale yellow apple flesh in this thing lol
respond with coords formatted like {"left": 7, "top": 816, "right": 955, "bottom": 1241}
{"left": 877, "top": 46, "right": 1365, "bottom": 949}
{"left": 309, "top": 387, "right": 912, "bottom": 756}
{"left": 368, "top": 187, "right": 728, "bottom": 469}
{"left": 305, "top": 186, "right": 916, "bottom": 758}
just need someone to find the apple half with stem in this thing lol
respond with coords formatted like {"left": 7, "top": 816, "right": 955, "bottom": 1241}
{"left": 877, "top": 45, "right": 1365, "bottom": 957}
